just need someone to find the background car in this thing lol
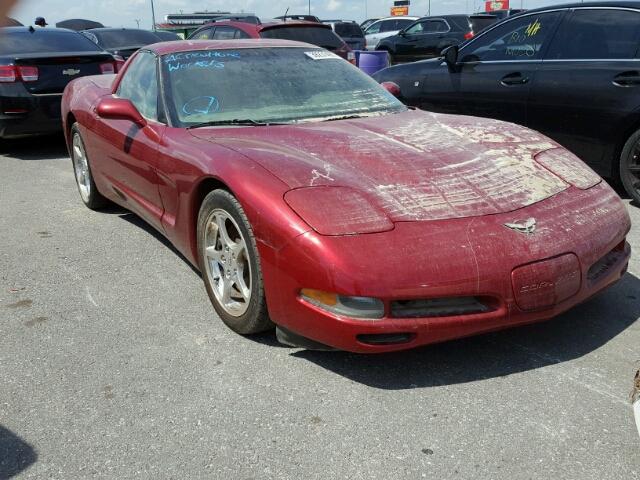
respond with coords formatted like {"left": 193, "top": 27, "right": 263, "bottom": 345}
{"left": 373, "top": 2, "right": 640, "bottom": 204}
{"left": 81, "top": 28, "right": 164, "bottom": 60}
{"left": 364, "top": 16, "right": 418, "bottom": 50}
{"left": 62, "top": 39, "right": 630, "bottom": 353}
{"left": 376, "top": 15, "right": 476, "bottom": 63}
{"left": 322, "top": 20, "right": 365, "bottom": 50}
{"left": 0, "top": 26, "right": 117, "bottom": 139}
{"left": 188, "top": 17, "right": 353, "bottom": 61}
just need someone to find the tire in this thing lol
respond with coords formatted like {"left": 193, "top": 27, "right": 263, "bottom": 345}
{"left": 620, "top": 129, "right": 640, "bottom": 204}
{"left": 70, "top": 123, "right": 108, "bottom": 210}
{"left": 197, "top": 189, "right": 272, "bottom": 334}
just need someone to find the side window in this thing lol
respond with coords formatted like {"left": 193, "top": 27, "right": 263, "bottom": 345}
{"left": 116, "top": 51, "right": 158, "bottom": 120}
{"left": 213, "top": 26, "right": 236, "bottom": 40}
{"left": 366, "top": 21, "right": 382, "bottom": 35}
{"left": 460, "top": 12, "right": 561, "bottom": 62}
{"left": 546, "top": 9, "right": 640, "bottom": 60}
{"left": 396, "top": 19, "right": 415, "bottom": 30}
{"left": 405, "top": 21, "right": 427, "bottom": 35}
{"left": 192, "top": 28, "right": 213, "bottom": 40}
{"left": 427, "top": 20, "right": 449, "bottom": 33}
{"left": 380, "top": 20, "right": 396, "bottom": 33}
{"left": 234, "top": 28, "right": 250, "bottom": 39}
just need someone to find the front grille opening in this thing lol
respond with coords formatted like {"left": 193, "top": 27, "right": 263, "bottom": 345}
{"left": 588, "top": 242, "right": 627, "bottom": 282}
{"left": 357, "top": 333, "right": 415, "bottom": 346}
{"left": 391, "top": 296, "right": 495, "bottom": 319}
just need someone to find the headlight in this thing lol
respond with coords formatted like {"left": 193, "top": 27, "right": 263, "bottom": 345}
{"left": 300, "top": 288, "right": 385, "bottom": 319}
{"left": 285, "top": 186, "right": 393, "bottom": 236}
{"left": 535, "top": 148, "right": 601, "bottom": 189}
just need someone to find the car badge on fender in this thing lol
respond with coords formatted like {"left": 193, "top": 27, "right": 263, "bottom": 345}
{"left": 504, "top": 218, "right": 537, "bottom": 234}
{"left": 63, "top": 69, "right": 80, "bottom": 76}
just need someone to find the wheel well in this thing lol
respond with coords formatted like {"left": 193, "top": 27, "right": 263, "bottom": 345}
{"left": 66, "top": 112, "right": 77, "bottom": 151}
{"left": 612, "top": 117, "right": 640, "bottom": 181}
{"left": 190, "top": 177, "right": 232, "bottom": 260}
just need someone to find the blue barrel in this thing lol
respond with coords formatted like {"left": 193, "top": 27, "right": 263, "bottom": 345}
{"left": 355, "top": 50, "right": 390, "bottom": 76}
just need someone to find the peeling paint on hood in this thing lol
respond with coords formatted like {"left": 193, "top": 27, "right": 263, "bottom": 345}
{"left": 190, "top": 109, "right": 571, "bottom": 221}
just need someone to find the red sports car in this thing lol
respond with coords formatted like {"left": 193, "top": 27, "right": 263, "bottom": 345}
{"left": 61, "top": 39, "right": 632, "bottom": 353}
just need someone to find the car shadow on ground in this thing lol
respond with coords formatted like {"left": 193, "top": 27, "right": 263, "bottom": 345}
{"left": 0, "top": 425, "right": 37, "bottom": 478}
{"left": 0, "top": 134, "right": 68, "bottom": 160}
{"left": 290, "top": 273, "right": 640, "bottom": 390}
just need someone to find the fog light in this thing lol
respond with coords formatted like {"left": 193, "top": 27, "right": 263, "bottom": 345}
{"left": 300, "top": 288, "right": 384, "bottom": 319}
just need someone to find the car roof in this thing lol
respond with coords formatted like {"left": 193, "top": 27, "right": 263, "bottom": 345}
{"left": 148, "top": 38, "right": 318, "bottom": 55}
{"left": 524, "top": 0, "right": 640, "bottom": 12}
{"left": 85, "top": 27, "right": 156, "bottom": 33}
{"left": 373, "top": 16, "right": 420, "bottom": 21}
{"left": 0, "top": 26, "right": 79, "bottom": 33}
{"left": 198, "top": 18, "right": 331, "bottom": 32}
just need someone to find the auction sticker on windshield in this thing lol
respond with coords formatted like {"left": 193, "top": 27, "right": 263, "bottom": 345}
{"left": 304, "top": 51, "right": 340, "bottom": 60}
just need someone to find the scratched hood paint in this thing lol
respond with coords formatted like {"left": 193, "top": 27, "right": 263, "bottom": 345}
{"left": 190, "top": 110, "right": 569, "bottom": 221}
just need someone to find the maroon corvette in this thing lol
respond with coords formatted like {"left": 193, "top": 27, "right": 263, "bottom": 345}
{"left": 61, "top": 39, "right": 631, "bottom": 353}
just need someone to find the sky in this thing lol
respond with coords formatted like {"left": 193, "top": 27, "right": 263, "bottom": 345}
{"left": 10, "top": 0, "right": 583, "bottom": 29}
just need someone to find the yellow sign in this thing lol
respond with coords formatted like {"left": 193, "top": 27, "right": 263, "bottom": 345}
{"left": 390, "top": 6, "right": 409, "bottom": 16}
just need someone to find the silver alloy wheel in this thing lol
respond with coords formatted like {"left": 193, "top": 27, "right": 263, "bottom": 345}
{"left": 203, "top": 209, "right": 252, "bottom": 317}
{"left": 72, "top": 133, "right": 91, "bottom": 203}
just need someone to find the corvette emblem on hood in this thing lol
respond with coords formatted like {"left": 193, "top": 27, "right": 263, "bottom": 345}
{"left": 504, "top": 218, "right": 537, "bottom": 234}
{"left": 63, "top": 69, "right": 80, "bottom": 76}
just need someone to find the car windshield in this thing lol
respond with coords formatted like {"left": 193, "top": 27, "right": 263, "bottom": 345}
{"left": 0, "top": 30, "right": 101, "bottom": 54}
{"left": 259, "top": 26, "right": 343, "bottom": 49}
{"left": 94, "top": 29, "right": 160, "bottom": 48}
{"left": 161, "top": 47, "right": 406, "bottom": 127}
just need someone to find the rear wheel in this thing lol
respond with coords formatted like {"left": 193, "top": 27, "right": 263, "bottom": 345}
{"left": 197, "top": 189, "right": 272, "bottom": 334}
{"left": 70, "top": 123, "right": 108, "bottom": 209}
{"left": 620, "top": 129, "right": 640, "bottom": 204}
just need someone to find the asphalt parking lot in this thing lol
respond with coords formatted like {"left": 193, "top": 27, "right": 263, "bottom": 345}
{"left": 1, "top": 135, "right": 639, "bottom": 480}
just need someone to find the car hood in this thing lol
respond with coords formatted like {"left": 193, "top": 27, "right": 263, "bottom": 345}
{"left": 189, "top": 109, "right": 570, "bottom": 222}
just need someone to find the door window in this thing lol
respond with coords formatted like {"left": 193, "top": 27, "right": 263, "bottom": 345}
{"left": 365, "top": 21, "right": 382, "bottom": 34}
{"left": 192, "top": 27, "right": 213, "bottom": 40}
{"left": 545, "top": 9, "right": 640, "bottom": 60}
{"left": 394, "top": 19, "right": 416, "bottom": 30}
{"left": 234, "top": 28, "right": 250, "bottom": 39}
{"left": 213, "top": 26, "right": 236, "bottom": 40}
{"left": 116, "top": 51, "right": 158, "bottom": 120}
{"left": 405, "top": 20, "right": 427, "bottom": 35}
{"left": 425, "top": 20, "right": 449, "bottom": 33}
{"left": 379, "top": 20, "right": 397, "bottom": 33}
{"left": 460, "top": 12, "right": 561, "bottom": 62}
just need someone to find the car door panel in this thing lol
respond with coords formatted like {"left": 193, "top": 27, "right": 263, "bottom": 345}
{"left": 528, "top": 8, "right": 640, "bottom": 177}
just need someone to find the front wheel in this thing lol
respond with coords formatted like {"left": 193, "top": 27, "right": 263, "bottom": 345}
{"left": 197, "top": 189, "right": 272, "bottom": 334}
{"left": 620, "top": 129, "right": 640, "bottom": 204}
{"left": 70, "top": 123, "right": 108, "bottom": 209}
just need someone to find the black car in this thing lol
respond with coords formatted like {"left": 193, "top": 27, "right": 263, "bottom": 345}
{"left": 373, "top": 2, "right": 640, "bottom": 203}
{"left": 0, "top": 27, "right": 117, "bottom": 139}
{"left": 81, "top": 28, "right": 163, "bottom": 60}
{"left": 376, "top": 15, "right": 476, "bottom": 63}
{"left": 324, "top": 20, "right": 365, "bottom": 50}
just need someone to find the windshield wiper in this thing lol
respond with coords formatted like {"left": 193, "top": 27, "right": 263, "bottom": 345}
{"left": 187, "top": 119, "right": 288, "bottom": 129}
{"left": 318, "top": 114, "right": 370, "bottom": 122}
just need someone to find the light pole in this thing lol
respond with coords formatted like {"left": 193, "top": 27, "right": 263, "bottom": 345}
{"left": 150, "top": 0, "right": 157, "bottom": 31}
{"left": 308, "top": 0, "right": 311, "bottom": 15}
{"left": 135, "top": 19, "right": 140, "bottom": 28}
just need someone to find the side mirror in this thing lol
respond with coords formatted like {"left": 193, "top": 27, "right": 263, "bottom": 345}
{"left": 442, "top": 45, "right": 459, "bottom": 68}
{"left": 96, "top": 97, "right": 146, "bottom": 128}
{"left": 398, "top": 30, "right": 407, "bottom": 37}
{"left": 381, "top": 81, "right": 401, "bottom": 98}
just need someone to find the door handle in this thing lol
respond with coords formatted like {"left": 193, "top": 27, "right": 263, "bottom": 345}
{"left": 613, "top": 71, "right": 640, "bottom": 87}
{"left": 501, "top": 72, "right": 530, "bottom": 86}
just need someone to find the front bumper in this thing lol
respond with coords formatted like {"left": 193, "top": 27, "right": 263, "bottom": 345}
{"left": 260, "top": 183, "right": 631, "bottom": 353}
{"left": 0, "top": 89, "right": 63, "bottom": 138}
